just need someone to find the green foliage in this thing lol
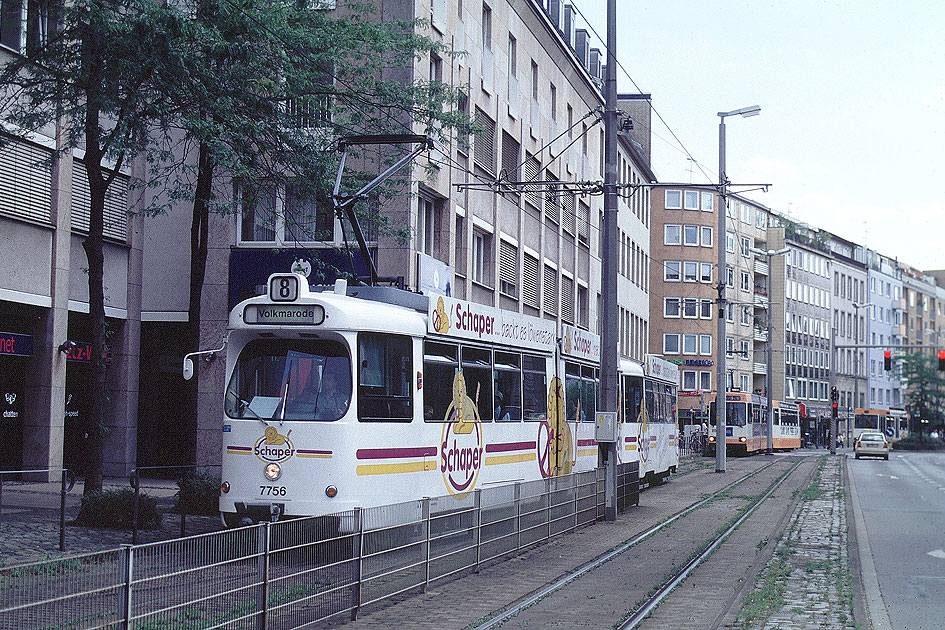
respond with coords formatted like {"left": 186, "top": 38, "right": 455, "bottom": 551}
{"left": 897, "top": 352, "right": 945, "bottom": 437}
{"left": 74, "top": 489, "right": 162, "bottom": 530}
{"left": 175, "top": 471, "right": 221, "bottom": 515}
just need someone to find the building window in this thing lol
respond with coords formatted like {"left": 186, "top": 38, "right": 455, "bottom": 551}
{"left": 683, "top": 261, "right": 697, "bottom": 282}
{"left": 726, "top": 231, "right": 735, "bottom": 253}
{"left": 740, "top": 373, "right": 750, "bottom": 392}
{"left": 472, "top": 229, "right": 491, "bottom": 285}
{"left": 481, "top": 3, "right": 492, "bottom": 49}
{"left": 664, "top": 261, "right": 681, "bottom": 282}
{"left": 664, "top": 297, "right": 681, "bottom": 318}
{"left": 578, "top": 284, "right": 589, "bottom": 328}
{"left": 699, "top": 334, "right": 712, "bottom": 355}
{"left": 508, "top": 34, "right": 517, "bottom": 78}
{"left": 683, "top": 224, "right": 699, "bottom": 246}
{"left": 700, "top": 263, "right": 712, "bottom": 283}
{"left": 418, "top": 196, "right": 440, "bottom": 256}
{"left": 682, "top": 370, "right": 697, "bottom": 390}
{"left": 740, "top": 271, "right": 750, "bottom": 291}
{"left": 664, "top": 224, "right": 682, "bottom": 245}
{"left": 726, "top": 266, "right": 734, "bottom": 286}
{"left": 682, "top": 297, "right": 697, "bottom": 318}
{"left": 701, "top": 192, "right": 713, "bottom": 211}
{"left": 700, "top": 371, "right": 712, "bottom": 390}
{"left": 474, "top": 107, "right": 496, "bottom": 174}
{"left": 543, "top": 264, "right": 558, "bottom": 315}
{"left": 523, "top": 252, "right": 540, "bottom": 308}
{"left": 700, "top": 226, "right": 713, "bottom": 247}
{"left": 498, "top": 239, "right": 518, "bottom": 298}
{"left": 740, "top": 204, "right": 751, "bottom": 223}
{"left": 684, "top": 190, "right": 698, "bottom": 210}
{"left": 741, "top": 306, "right": 751, "bottom": 325}
{"left": 665, "top": 190, "right": 682, "bottom": 209}
{"left": 663, "top": 333, "right": 680, "bottom": 354}
{"left": 700, "top": 299, "right": 713, "bottom": 319}
{"left": 740, "top": 236, "right": 750, "bottom": 257}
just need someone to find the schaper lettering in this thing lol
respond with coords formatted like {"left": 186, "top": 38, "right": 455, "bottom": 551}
{"left": 453, "top": 303, "right": 494, "bottom": 338}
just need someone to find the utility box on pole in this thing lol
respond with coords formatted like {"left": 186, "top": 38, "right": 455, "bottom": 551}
{"left": 595, "top": 411, "right": 618, "bottom": 443}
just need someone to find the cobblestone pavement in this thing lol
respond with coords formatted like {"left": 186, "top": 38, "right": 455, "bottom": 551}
{"left": 0, "top": 478, "right": 222, "bottom": 567}
{"left": 738, "top": 456, "right": 856, "bottom": 629}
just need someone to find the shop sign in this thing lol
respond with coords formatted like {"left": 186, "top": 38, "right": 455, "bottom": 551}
{"left": 0, "top": 332, "right": 32, "bottom": 357}
{"left": 64, "top": 341, "right": 112, "bottom": 364}
{"left": 2, "top": 391, "right": 22, "bottom": 419}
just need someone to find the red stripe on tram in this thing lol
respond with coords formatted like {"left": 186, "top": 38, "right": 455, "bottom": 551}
{"left": 485, "top": 441, "right": 536, "bottom": 453}
{"left": 578, "top": 439, "right": 599, "bottom": 446}
{"left": 227, "top": 446, "right": 252, "bottom": 452}
{"left": 356, "top": 446, "right": 437, "bottom": 459}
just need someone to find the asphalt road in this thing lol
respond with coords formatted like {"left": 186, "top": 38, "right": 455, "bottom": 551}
{"left": 848, "top": 450, "right": 945, "bottom": 630}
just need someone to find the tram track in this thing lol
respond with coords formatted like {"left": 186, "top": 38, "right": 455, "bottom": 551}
{"left": 475, "top": 458, "right": 805, "bottom": 630}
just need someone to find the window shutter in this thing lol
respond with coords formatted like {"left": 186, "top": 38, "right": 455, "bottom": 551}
{"left": 72, "top": 161, "right": 129, "bottom": 242}
{"left": 474, "top": 108, "right": 496, "bottom": 173}
{"left": 522, "top": 152, "right": 541, "bottom": 209}
{"left": 523, "top": 253, "right": 539, "bottom": 308}
{"left": 561, "top": 275, "right": 574, "bottom": 323}
{"left": 0, "top": 139, "right": 52, "bottom": 225}
{"left": 562, "top": 192, "right": 575, "bottom": 234}
{"left": 543, "top": 264, "right": 557, "bottom": 315}
{"left": 499, "top": 239, "right": 518, "bottom": 297}
{"left": 544, "top": 170, "right": 559, "bottom": 224}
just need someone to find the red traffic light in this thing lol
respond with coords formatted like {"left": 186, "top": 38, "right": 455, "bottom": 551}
{"left": 831, "top": 402, "right": 838, "bottom": 410}
{"left": 939, "top": 350, "right": 945, "bottom": 371}
{"left": 884, "top": 350, "right": 892, "bottom": 371}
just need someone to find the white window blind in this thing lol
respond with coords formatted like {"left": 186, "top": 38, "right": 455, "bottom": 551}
{"left": 543, "top": 264, "right": 557, "bottom": 314}
{"left": 499, "top": 239, "right": 518, "bottom": 297}
{"left": 0, "top": 138, "right": 52, "bottom": 225}
{"left": 561, "top": 275, "right": 574, "bottom": 323}
{"left": 72, "top": 161, "right": 129, "bottom": 242}
{"left": 523, "top": 252, "right": 539, "bottom": 307}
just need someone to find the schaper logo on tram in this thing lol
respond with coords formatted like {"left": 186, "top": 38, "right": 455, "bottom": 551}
{"left": 440, "top": 370, "right": 483, "bottom": 497}
{"left": 254, "top": 427, "right": 295, "bottom": 463}
{"left": 432, "top": 296, "right": 450, "bottom": 333}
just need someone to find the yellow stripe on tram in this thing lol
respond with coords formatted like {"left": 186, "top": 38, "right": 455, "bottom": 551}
{"left": 484, "top": 453, "right": 536, "bottom": 466}
{"left": 356, "top": 461, "right": 437, "bottom": 476}
{"left": 578, "top": 448, "right": 598, "bottom": 457}
{"left": 227, "top": 449, "right": 252, "bottom": 455}
{"left": 296, "top": 453, "right": 331, "bottom": 459}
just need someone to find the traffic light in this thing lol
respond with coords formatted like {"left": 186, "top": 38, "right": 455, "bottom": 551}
{"left": 884, "top": 350, "right": 892, "bottom": 371}
{"left": 830, "top": 386, "right": 838, "bottom": 402}
{"left": 939, "top": 350, "right": 945, "bottom": 371}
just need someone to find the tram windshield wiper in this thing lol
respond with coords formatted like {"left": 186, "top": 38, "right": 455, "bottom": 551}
{"left": 236, "top": 395, "right": 270, "bottom": 425}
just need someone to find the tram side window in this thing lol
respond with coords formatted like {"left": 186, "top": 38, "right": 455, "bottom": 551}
{"left": 565, "top": 364, "right": 583, "bottom": 422}
{"left": 358, "top": 333, "right": 412, "bottom": 422}
{"left": 624, "top": 376, "right": 643, "bottom": 423}
{"left": 522, "top": 354, "right": 547, "bottom": 422}
{"left": 644, "top": 382, "right": 656, "bottom": 422}
{"left": 462, "top": 346, "right": 494, "bottom": 423}
{"left": 582, "top": 366, "right": 597, "bottom": 422}
{"left": 423, "top": 342, "right": 458, "bottom": 422}
{"left": 493, "top": 351, "right": 522, "bottom": 421}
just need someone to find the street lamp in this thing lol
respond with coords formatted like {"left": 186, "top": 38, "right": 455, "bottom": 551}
{"left": 749, "top": 246, "right": 789, "bottom": 455}
{"left": 716, "top": 105, "right": 761, "bottom": 473}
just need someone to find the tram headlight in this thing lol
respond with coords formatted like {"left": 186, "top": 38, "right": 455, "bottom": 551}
{"left": 708, "top": 436, "right": 715, "bottom": 443}
{"left": 264, "top": 463, "right": 282, "bottom": 481}
{"left": 739, "top": 436, "right": 747, "bottom": 443}
{"left": 221, "top": 481, "right": 230, "bottom": 494}
{"left": 325, "top": 485, "right": 338, "bottom": 498}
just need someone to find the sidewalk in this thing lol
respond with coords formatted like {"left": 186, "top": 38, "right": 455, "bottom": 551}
{"left": 0, "top": 476, "right": 221, "bottom": 567}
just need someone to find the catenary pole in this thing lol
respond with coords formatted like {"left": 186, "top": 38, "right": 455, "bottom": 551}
{"left": 601, "top": 0, "right": 619, "bottom": 521}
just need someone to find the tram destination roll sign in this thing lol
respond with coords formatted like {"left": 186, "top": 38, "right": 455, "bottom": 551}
{"left": 243, "top": 304, "right": 325, "bottom": 325}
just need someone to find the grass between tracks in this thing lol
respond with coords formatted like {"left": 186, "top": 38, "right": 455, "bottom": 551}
{"left": 735, "top": 455, "right": 856, "bottom": 629}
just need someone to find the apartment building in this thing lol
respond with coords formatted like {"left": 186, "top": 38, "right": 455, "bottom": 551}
{"left": 828, "top": 235, "right": 869, "bottom": 424}
{"left": 648, "top": 187, "right": 775, "bottom": 421}
{"left": 768, "top": 222, "right": 832, "bottom": 443}
{"left": 865, "top": 250, "right": 904, "bottom": 410}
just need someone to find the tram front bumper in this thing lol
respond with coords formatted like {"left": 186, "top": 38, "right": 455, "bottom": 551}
{"left": 234, "top": 501, "right": 285, "bottom": 525}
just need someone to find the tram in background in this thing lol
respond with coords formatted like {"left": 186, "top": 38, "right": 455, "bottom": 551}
{"left": 203, "top": 273, "right": 679, "bottom": 526}
{"left": 706, "top": 391, "right": 768, "bottom": 455}
{"left": 853, "top": 408, "right": 908, "bottom": 442}
{"left": 771, "top": 400, "right": 801, "bottom": 450}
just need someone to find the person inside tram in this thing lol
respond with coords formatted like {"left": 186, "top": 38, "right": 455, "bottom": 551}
{"left": 315, "top": 369, "right": 349, "bottom": 419}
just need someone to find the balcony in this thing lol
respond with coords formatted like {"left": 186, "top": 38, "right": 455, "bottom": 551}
{"left": 753, "top": 259, "right": 769, "bottom": 276}
{"left": 753, "top": 362, "right": 767, "bottom": 375}
{"left": 754, "top": 327, "right": 768, "bottom": 342}
{"left": 754, "top": 293, "right": 768, "bottom": 307}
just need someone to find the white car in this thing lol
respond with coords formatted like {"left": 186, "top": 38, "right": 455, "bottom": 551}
{"left": 854, "top": 432, "right": 890, "bottom": 460}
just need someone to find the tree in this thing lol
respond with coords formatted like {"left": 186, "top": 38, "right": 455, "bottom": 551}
{"left": 1, "top": 0, "right": 469, "bottom": 486}
{"left": 899, "top": 352, "right": 945, "bottom": 439}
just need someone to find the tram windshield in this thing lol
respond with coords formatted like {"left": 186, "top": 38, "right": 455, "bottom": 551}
{"left": 854, "top": 413, "right": 880, "bottom": 430}
{"left": 225, "top": 339, "right": 351, "bottom": 421}
{"left": 709, "top": 401, "right": 749, "bottom": 427}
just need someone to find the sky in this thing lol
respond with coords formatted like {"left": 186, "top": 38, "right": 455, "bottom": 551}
{"left": 576, "top": 1, "right": 945, "bottom": 271}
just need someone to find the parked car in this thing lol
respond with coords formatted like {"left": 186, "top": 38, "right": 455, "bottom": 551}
{"left": 854, "top": 432, "right": 890, "bottom": 460}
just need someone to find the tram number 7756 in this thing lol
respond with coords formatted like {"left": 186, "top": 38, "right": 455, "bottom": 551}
{"left": 259, "top": 486, "right": 287, "bottom": 496}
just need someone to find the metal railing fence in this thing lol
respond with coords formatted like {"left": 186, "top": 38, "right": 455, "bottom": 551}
{"left": 0, "top": 463, "right": 639, "bottom": 630}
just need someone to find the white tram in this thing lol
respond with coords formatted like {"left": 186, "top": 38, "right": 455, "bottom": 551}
{"left": 210, "top": 273, "right": 678, "bottom": 526}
